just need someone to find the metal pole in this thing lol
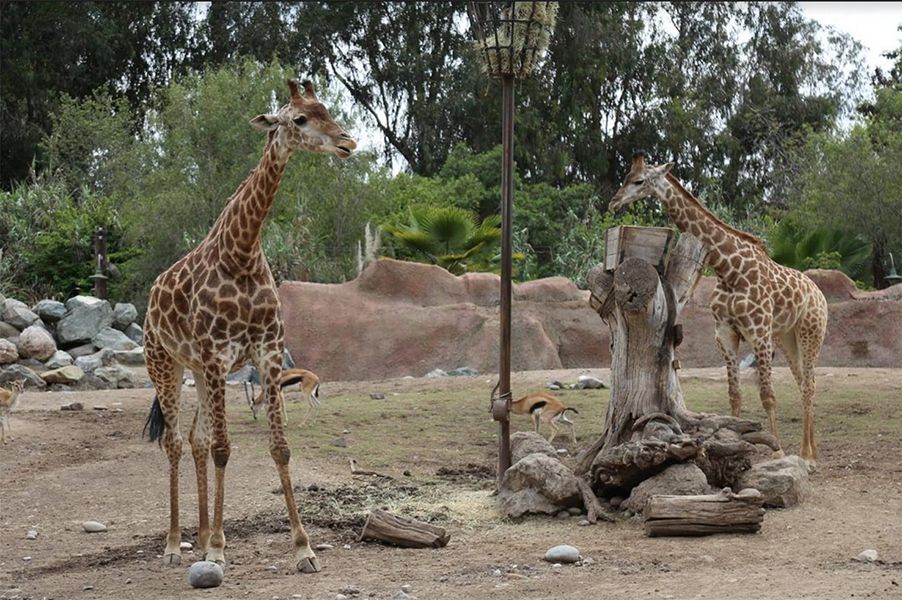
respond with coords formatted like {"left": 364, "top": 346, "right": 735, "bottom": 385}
{"left": 93, "top": 226, "right": 108, "bottom": 300}
{"left": 496, "top": 73, "right": 515, "bottom": 485}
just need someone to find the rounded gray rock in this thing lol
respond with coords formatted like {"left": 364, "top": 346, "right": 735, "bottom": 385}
{"left": 188, "top": 560, "right": 224, "bottom": 588}
{"left": 544, "top": 544, "right": 581, "bottom": 564}
{"left": 82, "top": 520, "right": 107, "bottom": 533}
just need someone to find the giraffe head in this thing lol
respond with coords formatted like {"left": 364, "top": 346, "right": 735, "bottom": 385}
{"left": 608, "top": 150, "right": 673, "bottom": 215}
{"left": 250, "top": 80, "right": 357, "bottom": 159}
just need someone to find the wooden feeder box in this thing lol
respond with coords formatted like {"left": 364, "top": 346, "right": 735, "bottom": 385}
{"left": 604, "top": 226, "right": 675, "bottom": 273}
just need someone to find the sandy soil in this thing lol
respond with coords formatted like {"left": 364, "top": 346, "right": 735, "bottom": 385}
{"left": 1, "top": 368, "right": 900, "bottom": 600}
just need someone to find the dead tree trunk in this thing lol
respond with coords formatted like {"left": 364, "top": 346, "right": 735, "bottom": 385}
{"left": 576, "top": 234, "right": 777, "bottom": 496}
{"left": 358, "top": 510, "right": 451, "bottom": 548}
{"left": 643, "top": 488, "right": 765, "bottom": 537}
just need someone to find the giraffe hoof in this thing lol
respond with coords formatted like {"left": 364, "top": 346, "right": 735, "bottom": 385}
{"left": 296, "top": 555, "right": 321, "bottom": 573}
{"left": 163, "top": 552, "right": 181, "bottom": 567}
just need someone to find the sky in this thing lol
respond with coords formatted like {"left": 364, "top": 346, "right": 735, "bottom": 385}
{"left": 799, "top": 2, "right": 901, "bottom": 73}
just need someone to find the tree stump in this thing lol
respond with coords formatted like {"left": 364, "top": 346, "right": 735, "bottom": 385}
{"left": 643, "top": 488, "right": 765, "bottom": 536}
{"left": 576, "top": 233, "right": 778, "bottom": 496}
{"left": 358, "top": 510, "right": 450, "bottom": 548}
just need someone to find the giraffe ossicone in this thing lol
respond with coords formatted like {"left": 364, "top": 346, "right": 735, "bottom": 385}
{"left": 142, "top": 79, "right": 356, "bottom": 573}
{"left": 609, "top": 152, "right": 828, "bottom": 469}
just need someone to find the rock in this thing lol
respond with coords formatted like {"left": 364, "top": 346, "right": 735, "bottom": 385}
{"left": 67, "top": 343, "right": 99, "bottom": 359}
{"left": 0, "top": 339, "right": 18, "bottom": 364}
{"left": 608, "top": 496, "right": 624, "bottom": 508}
{"left": 123, "top": 322, "right": 144, "bottom": 346}
{"left": 0, "top": 364, "right": 45, "bottom": 388}
{"left": 82, "top": 520, "right": 107, "bottom": 533}
{"left": 369, "top": 392, "right": 385, "bottom": 400}
{"left": 544, "top": 545, "right": 580, "bottom": 564}
{"left": 92, "top": 326, "right": 138, "bottom": 351}
{"left": 0, "top": 321, "right": 20, "bottom": 340}
{"left": 17, "top": 325, "right": 57, "bottom": 360}
{"left": 26, "top": 529, "right": 38, "bottom": 540}
{"left": 75, "top": 374, "right": 111, "bottom": 391}
{"left": 94, "top": 365, "right": 138, "bottom": 388}
{"left": 45, "top": 350, "right": 74, "bottom": 369}
{"left": 112, "top": 303, "right": 138, "bottom": 330}
{"left": 2, "top": 299, "right": 40, "bottom": 330}
{"left": 567, "top": 507, "right": 583, "bottom": 516}
{"left": 180, "top": 541, "right": 193, "bottom": 551}
{"left": 114, "top": 347, "right": 145, "bottom": 365}
{"left": 556, "top": 510, "right": 571, "bottom": 519}
{"left": 447, "top": 366, "right": 479, "bottom": 376}
{"left": 510, "top": 431, "right": 558, "bottom": 464}
{"left": 737, "top": 455, "right": 810, "bottom": 508}
{"left": 575, "top": 374, "right": 607, "bottom": 389}
{"left": 331, "top": 436, "right": 349, "bottom": 448}
{"left": 497, "top": 453, "right": 582, "bottom": 517}
{"left": 57, "top": 296, "right": 113, "bottom": 345}
{"left": 547, "top": 380, "right": 563, "bottom": 390}
{"left": 314, "top": 543, "right": 334, "bottom": 551}
{"left": 41, "top": 365, "right": 84, "bottom": 385}
{"left": 188, "top": 561, "right": 224, "bottom": 589}
{"left": 622, "top": 463, "right": 711, "bottom": 513}
{"left": 400, "top": 585, "right": 413, "bottom": 594}
{"left": 75, "top": 354, "right": 103, "bottom": 374}
{"left": 425, "top": 368, "right": 447, "bottom": 378}
{"left": 577, "top": 519, "right": 591, "bottom": 527}
{"left": 338, "top": 585, "right": 361, "bottom": 596}
{"left": 856, "top": 549, "right": 879, "bottom": 563}
{"left": 32, "top": 299, "right": 67, "bottom": 322}
{"left": 336, "top": 595, "right": 349, "bottom": 600}
{"left": 61, "top": 402, "right": 84, "bottom": 411}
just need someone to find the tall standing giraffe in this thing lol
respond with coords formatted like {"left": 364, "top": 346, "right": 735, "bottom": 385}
{"left": 142, "top": 79, "right": 356, "bottom": 573}
{"left": 608, "top": 151, "right": 828, "bottom": 467}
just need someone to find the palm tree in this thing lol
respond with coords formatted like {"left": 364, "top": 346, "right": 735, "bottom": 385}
{"left": 384, "top": 205, "right": 503, "bottom": 275}
{"left": 769, "top": 220, "right": 871, "bottom": 281}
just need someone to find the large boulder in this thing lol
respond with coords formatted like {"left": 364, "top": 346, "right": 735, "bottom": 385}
{"left": 123, "top": 322, "right": 144, "bottom": 346}
{"left": 94, "top": 364, "right": 138, "bottom": 388}
{"left": 623, "top": 463, "right": 711, "bottom": 513}
{"left": 804, "top": 269, "right": 858, "bottom": 302}
{"left": 16, "top": 325, "right": 57, "bottom": 361}
{"left": 41, "top": 365, "right": 85, "bottom": 385}
{"left": 114, "top": 347, "right": 145, "bottom": 365}
{"left": 0, "top": 364, "right": 46, "bottom": 389}
{"left": 736, "top": 455, "right": 810, "bottom": 508}
{"left": 0, "top": 321, "right": 19, "bottom": 340}
{"left": 2, "top": 299, "right": 40, "bottom": 331}
{"left": 112, "top": 302, "right": 138, "bottom": 330}
{"left": 93, "top": 326, "right": 138, "bottom": 351}
{"left": 45, "top": 350, "right": 74, "bottom": 369}
{"left": 497, "top": 453, "right": 582, "bottom": 517}
{"left": 510, "top": 431, "right": 558, "bottom": 464}
{"left": 56, "top": 296, "right": 113, "bottom": 346}
{"left": 32, "top": 299, "right": 67, "bottom": 322}
{"left": 0, "top": 339, "right": 19, "bottom": 365}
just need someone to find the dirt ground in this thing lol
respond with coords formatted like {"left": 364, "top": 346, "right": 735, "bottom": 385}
{"left": 1, "top": 367, "right": 900, "bottom": 600}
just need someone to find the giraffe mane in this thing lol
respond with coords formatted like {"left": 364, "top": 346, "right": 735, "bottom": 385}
{"left": 664, "top": 173, "right": 768, "bottom": 251}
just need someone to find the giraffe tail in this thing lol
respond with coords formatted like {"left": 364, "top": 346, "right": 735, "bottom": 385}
{"left": 143, "top": 395, "right": 165, "bottom": 447}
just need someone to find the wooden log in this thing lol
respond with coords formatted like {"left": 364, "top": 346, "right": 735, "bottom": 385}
{"left": 358, "top": 510, "right": 450, "bottom": 548}
{"left": 576, "top": 478, "right": 615, "bottom": 523}
{"left": 644, "top": 488, "right": 765, "bottom": 537}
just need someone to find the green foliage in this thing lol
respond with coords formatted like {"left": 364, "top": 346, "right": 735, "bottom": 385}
{"left": 769, "top": 218, "right": 871, "bottom": 280}
{"left": 383, "top": 205, "right": 503, "bottom": 275}
{"left": 0, "top": 177, "right": 125, "bottom": 302}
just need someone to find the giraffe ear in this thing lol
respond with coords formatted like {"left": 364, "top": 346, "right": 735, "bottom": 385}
{"left": 655, "top": 162, "right": 674, "bottom": 175}
{"left": 250, "top": 114, "right": 279, "bottom": 131}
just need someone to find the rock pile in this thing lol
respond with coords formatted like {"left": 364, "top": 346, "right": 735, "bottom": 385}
{"left": 0, "top": 293, "right": 144, "bottom": 391}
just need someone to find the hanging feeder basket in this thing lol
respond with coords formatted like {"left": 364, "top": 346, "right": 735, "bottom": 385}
{"left": 468, "top": 1, "right": 559, "bottom": 79}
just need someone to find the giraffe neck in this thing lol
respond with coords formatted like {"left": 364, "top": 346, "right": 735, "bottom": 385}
{"left": 653, "top": 174, "right": 764, "bottom": 279}
{"left": 211, "top": 135, "right": 291, "bottom": 268}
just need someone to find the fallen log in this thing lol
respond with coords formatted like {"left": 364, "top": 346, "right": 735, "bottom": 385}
{"left": 643, "top": 488, "right": 765, "bottom": 537}
{"left": 358, "top": 509, "right": 450, "bottom": 548}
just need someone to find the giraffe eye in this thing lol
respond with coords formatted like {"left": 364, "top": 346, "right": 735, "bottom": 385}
{"left": 293, "top": 115, "right": 308, "bottom": 126}
{"left": 633, "top": 179, "right": 644, "bottom": 185}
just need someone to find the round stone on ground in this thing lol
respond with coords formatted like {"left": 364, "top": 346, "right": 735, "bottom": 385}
{"left": 188, "top": 561, "right": 224, "bottom": 588}
{"left": 544, "top": 544, "right": 580, "bottom": 563}
{"left": 82, "top": 521, "right": 107, "bottom": 533}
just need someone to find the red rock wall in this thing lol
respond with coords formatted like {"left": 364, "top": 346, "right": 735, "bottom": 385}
{"left": 278, "top": 259, "right": 901, "bottom": 381}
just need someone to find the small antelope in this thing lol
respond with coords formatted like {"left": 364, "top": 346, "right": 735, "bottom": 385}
{"left": 0, "top": 379, "right": 26, "bottom": 444}
{"left": 253, "top": 368, "right": 321, "bottom": 424}
{"left": 510, "top": 391, "right": 578, "bottom": 443}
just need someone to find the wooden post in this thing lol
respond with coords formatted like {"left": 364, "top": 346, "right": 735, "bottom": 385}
{"left": 92, "top": 226, "right": 108, "bottom": 299}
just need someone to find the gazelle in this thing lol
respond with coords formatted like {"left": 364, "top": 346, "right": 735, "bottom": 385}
{"left": 253, "top": 368, "right": 321, "bottom": 424}
{"left": 0, "top": 379, "right": 25, "bottom": 444}
{"left": 510, "top": 391, "right": 578, "bottom": 443}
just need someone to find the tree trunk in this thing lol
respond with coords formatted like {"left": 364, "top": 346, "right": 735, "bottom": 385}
{"left": 576, "top": 234, "right": 775, "bottom": 495}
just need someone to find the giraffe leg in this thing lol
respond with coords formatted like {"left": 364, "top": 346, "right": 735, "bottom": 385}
{"left": 145, "top": 341, "right": 185, "bottom": 567}
{"left": 203, "top": 365, "right": 229, "bottom": 566}
{"left": 261, "top": 354, "right": 320, "bottom": 573}
{"left": 751, "top": 336, "right": 781, "bottom": 450}
{"left": 797, "top": 319, "right": 825, "bottom": 469}
{"left": 189, "top": 373, "right": 212, "bottom": 556}
{"left": 714, "top": 321, "right": 742, "bottom": 417}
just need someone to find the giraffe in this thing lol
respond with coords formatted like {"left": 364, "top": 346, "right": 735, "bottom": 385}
{"left": 608, "top": 151, "right": 828, "bottom": 467}
{"left": 142, "top": 79, "right": 356, "bottom": 573}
